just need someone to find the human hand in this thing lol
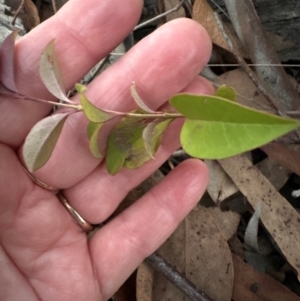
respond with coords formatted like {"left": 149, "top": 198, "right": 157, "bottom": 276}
{"left": 0, "top": 0, "right": 213, "bottom": 300}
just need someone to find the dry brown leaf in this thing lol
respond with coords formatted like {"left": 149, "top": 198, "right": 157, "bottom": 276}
{"left": 206, "top": 207, "right": 240, "bottom": 240}
{"left": 215, "top": 69, "right": 271, "bottom": 110}
{"left": 262, "top": 142, "right": 300, "bottom": 177}
{"left": 215, "top": 68, "right": 298, "bottom": 112}
{"left": 146, "top": 223, "right": 185, "bottom": 301}
{"left": 206, "top": 156, "right": 290, "bottom": 204}
{"left": 267, "top": 31, "right": 296, "bottom": 53}
{"left": 228, "top": 235, "right": 245, "bottom": 260}
{"left": 0, "top": 0, "right": 39, "bottom": 44}
{"left": 3, "top": 0, "right": 39, "bottom": 30}
{"left": 183, "top": 205, "right": 233, "bottom": 301}
{"left": 206, "top": 159, "right": 238, "bottom": 204}
{"left": 219, "top": 155, "right": 300, "bottom": 282}
{"left": 137, "top": 204, "right": 234, "bottom": 301}
{"left": 164, "top": 0, "right": 185, "bottom": 21}
{"left": 232, "top": 254, "right": 300, "bottom": 301}
{"left": 136, "top": 262, "right": 154, "bottom": 301}
{"left": 193, "top": 0, "right": 247, "bottom": 56}
{"left": 255, "top": 157, "right": 291, "bottom": 190}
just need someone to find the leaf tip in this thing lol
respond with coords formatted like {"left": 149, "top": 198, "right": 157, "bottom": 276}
{"left": 130, "top": 82, "right": 155, "bottom": 113}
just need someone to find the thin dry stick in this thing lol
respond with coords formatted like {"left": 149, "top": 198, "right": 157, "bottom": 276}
{"left": 12, "top": 0, "right": 25, "bottom": 25}
{"left": 208, "top": 0, "right": 230, "bottom": 19}
{"left": 83, "top": 56, "right": 110, "bottom": 85}
{"left": 213, "top": 12, "right": 283, "bottom": 116}
{"left": 109, "top": 53, "right": 300, "bottom": 68}
{"left": 134, "top": 0, "right": 185, "bottom": 30}
{"left": 183, "top": 0, "right": 193, "bottom": 16}
{"left": 207, "top": 63, "right": 300, "bottom": 68}
{"left": 146, "top": 252, "right": 216, "bottom": 301}
{"left": 52, "top": 0, "right": 57, "bottom": 13}
{"left": 222, "top": 0, "right": 300, "bottom": 111}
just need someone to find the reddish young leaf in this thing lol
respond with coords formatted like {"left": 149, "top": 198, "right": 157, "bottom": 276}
{"left": 39, "top": 40, "right": 71, "bottom": 103}
{"left": 0, "top": 82, "right": 17, "bottom": 96}
{"left": 23, "top": 113, "right": 69, "bottom": 172}
{"left": 131, "top": 82, "right": 155, "bottom": 113}
{"left": 0, "top": 30, "right": 19, "bottom": 92}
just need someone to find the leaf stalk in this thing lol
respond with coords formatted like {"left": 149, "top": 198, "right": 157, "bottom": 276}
{"left": 125, "top": 112, "right": 183, "bottom": 118}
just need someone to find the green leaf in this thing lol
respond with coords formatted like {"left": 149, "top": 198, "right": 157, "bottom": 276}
{"left": 123, "top": 134, "right": 151, "bottom": 170}
{"left": 78, "top": 89, "right": 113, "bottom": 123}
{"left": 39, "top": 40, "right": 71, "bottom": 103}
{"left": 23, "top": 113, "right": 69, "bottom": 172}
{"left": 87, "top": 122, "right": 103, "bottom": 159}
{"left": 0, "top": 30, "right": 19, "bottom": 92}
{"left": 75, "top": 83, "right": 86, "bottom": 93}
{"left": 106, "top": 134, "right": 126, "bottom": 175}
{"left": 142, "top": 118, "right": 173, "bottom": 158}
{"left": 170, "top": 94, "right": 300, "bottom": 159}
{"left": 215, "top": 85, "right": 236, "bottom": 102}
{"left": 106, "top": 116, "right": 151, "bottom": 175}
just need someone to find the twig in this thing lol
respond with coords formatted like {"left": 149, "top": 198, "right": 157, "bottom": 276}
{"left": 83, "top": 56, "right": 110, "bottom": 85}
{"left": 286, "top": 111, "right": 300, "bottom": 118}
{"left": 208, "top": 0, "right": 230, "bottom": 19}
{"left": 12, "top": 0, "right": 25, "bottom": 25}
{"left": 213, "top": 12, "right": 282, "bottom": 115}
{"left": 109, "top": 54, "right": 300, "bottom": 68}
{"left": 134, "top": 0, "right": 185, "bottom": 30}
{"left": 222, "top": 0, "right": 300, "bottom": 111}
{"left": 183, "top": 0, "right": 193, "bottom": 16}
{"left": 172, "top": 149, "right": 187, "bottom": 157}
{"left": 0, "top": 86, "right": 79, "bottom": 110}
{"left": 124, "top": 111, "right": 182, "bottom": 118}
{"left": 207, "top": 64, "right": 300, "bottom": 68}
{"left": 146, "top": 252, "right": 216, "bottom": 301}
{"left": 52, "top": 0, "right": 57, "bottom": 13}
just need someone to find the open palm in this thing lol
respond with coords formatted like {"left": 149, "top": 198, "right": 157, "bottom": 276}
{"left": 0, "top": 0, "right": 213, "bottom": 300}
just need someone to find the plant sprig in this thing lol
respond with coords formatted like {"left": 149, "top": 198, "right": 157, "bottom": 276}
{"left": 1, "top": 32, "right": 299, "bottom": 175}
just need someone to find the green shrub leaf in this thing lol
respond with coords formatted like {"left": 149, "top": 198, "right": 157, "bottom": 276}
{"left": 77, "top": 86, "right": 113, "bottom": 123}
{"left": 170, "top": 94, "right": 300, "bottom": 159}
{"left": 23, "top": 113, "right": 69, "bottom": 172}
{"left": 215, "top": 85, "right": 236, "bottom": 102}
{"left": 106, "top": 116, "right": 151, "bottom": 175}
{"left": 142, "top": 118, "right": 173, "bottom": 158}
{"left": 87, "top": 122, "right": 103, "bottom": 159}
{"left": 39, "top": 40, "right": 71, "bottom": 103}
{"left": 0, "top": 30, "right": 19, "bottom": 92}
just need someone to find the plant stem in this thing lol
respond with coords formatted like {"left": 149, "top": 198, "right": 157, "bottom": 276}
{"left": 102, "top": 108, "right": 184, "bottom": 119}
{"left": 18, "top": 94, "right": 82, "bottom": 111}
{"left": 22, "top": 94, "right": 80, "bottom": 110}
{"left": 1, "top": 88, "right": 182, "bottom": 117}
{"left": 1, "top": 88, "right": 81, "bottom": 110}
{"left": 125, "top": 112, "right": 183, "bottom": 118}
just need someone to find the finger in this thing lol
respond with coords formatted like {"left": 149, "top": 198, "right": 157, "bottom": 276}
{"left": 89, "top": 159, "right": 209, "bottom": 300}
{"left": 1, "top": 0, "right": 142, "bottom": 147}
{"left": 31, "top": 19, "right": 212, "bottom": 188}
{"left": 64, "top": 76, "right": 214, "bottom": 224}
